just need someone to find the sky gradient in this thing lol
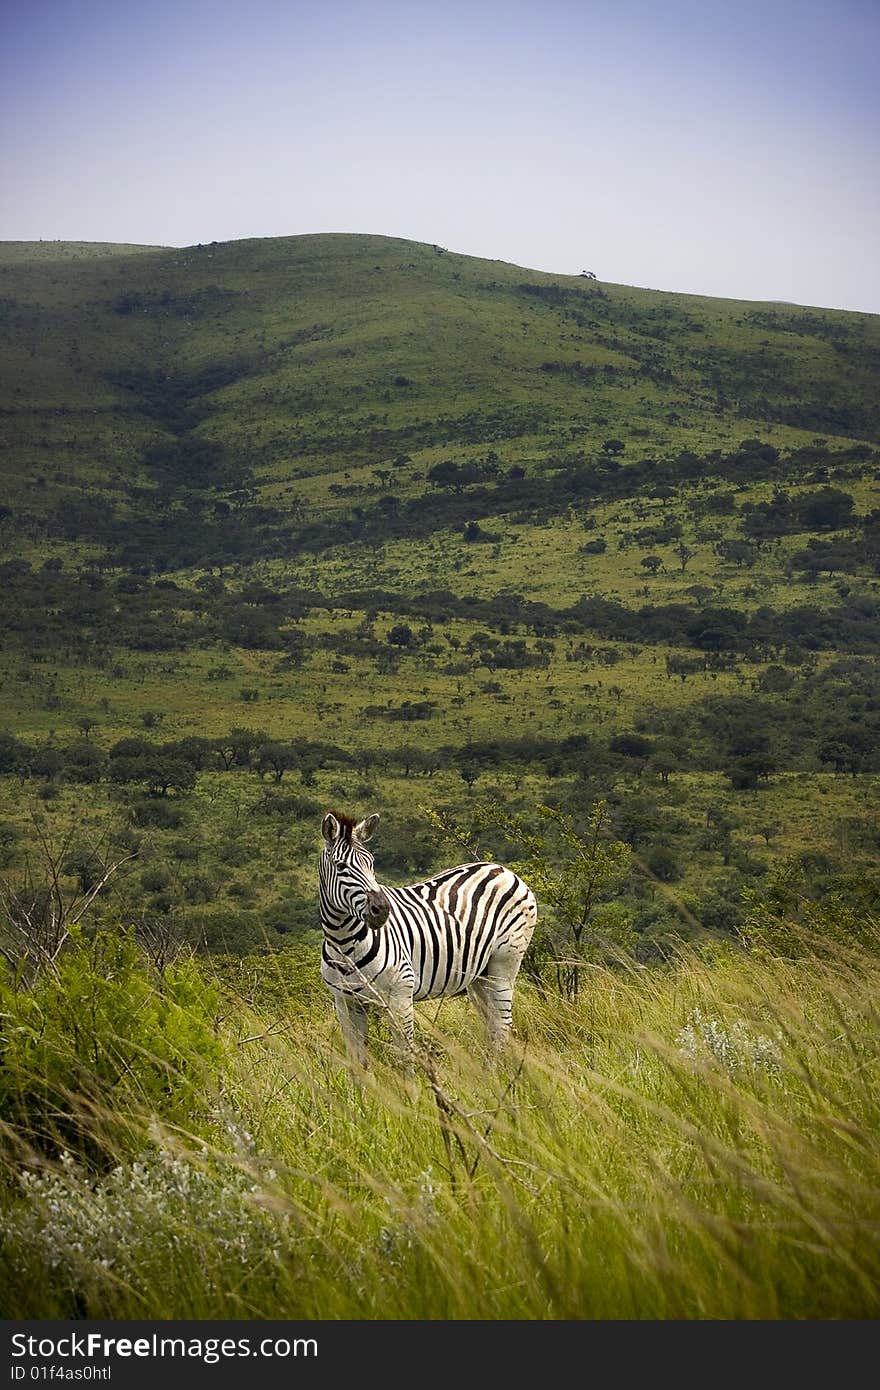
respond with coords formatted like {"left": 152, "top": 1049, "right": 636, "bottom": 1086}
{"left": 2, "top": 0, "right": 878, "bottom": 312}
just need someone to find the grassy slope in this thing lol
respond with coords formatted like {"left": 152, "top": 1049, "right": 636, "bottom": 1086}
{"left": 2, "top": 232, "right": 878, "bottom": 471}
{"left": 2, "top": 230, "right": 877, "bottom": 556}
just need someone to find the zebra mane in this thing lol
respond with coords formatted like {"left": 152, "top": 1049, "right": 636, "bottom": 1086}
{"left": 331, "top": 811, "right": 358, "bottom": 842}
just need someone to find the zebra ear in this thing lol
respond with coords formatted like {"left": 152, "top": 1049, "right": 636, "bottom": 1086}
{"left": 321, "top": 813, "right": 340, "bottom": 845}
{"left": 355, "top": 813, "right": 380, "bottom": 844}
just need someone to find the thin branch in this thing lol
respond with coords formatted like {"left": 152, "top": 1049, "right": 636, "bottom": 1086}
{"left": 67, "top": 853, "right": 138, "bottom": 930}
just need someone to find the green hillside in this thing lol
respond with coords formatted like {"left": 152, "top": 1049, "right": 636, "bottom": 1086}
{"left": 0, "top": 233, "right": 877, "bottom": 956}
{"left": 2, "top": 232, "right": 879, "bottom": 512}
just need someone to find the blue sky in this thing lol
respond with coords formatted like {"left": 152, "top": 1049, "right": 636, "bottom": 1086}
{"left": 2, "top": 0, "right": 878, "bottom": 311}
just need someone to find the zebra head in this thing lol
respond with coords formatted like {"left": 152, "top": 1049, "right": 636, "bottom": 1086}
{"left": 320, "top": 811, "right": 391, "bottom": 931}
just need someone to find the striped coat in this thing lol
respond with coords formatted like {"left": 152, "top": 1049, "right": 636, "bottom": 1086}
{"left": 319, "top": 811, "right": 537, "bottom": 1061}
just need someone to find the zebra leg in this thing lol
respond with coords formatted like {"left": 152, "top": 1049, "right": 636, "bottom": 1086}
{"left": 379, "top": 985, "right": 416, "bottom": 1093}
{"left": 468, "top": 950, "right": 522, "bottom": 1047}
{"left": 387, "top": 991, "right": 415, "bottom": 1072}
{"left": 333, "top": 990, "right": 369, "bottom": 1068}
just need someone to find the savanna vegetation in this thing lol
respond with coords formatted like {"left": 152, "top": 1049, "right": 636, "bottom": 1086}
{"left": 0, "top": 233, "right": 877, "bottom": 1317}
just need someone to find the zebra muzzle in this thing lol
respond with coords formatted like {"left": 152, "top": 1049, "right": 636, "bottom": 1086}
{"left": 365, "top": 889, "right": 390, "bottom": 929}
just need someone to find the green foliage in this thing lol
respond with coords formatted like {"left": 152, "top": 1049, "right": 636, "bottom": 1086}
{"left": 645, "top": 844, "right": 682, "bottom": 882}
{"left": 387, "top": 622, "right": 415, "bottom": 648}
{"left": 0, "top": 930, "right": 224, "bottom": 1164}
{"left": 740, "top": 861, "right": 880, "bottom": 958}
{"left": 130, "top": 797, "right": 188, "bottom": 829}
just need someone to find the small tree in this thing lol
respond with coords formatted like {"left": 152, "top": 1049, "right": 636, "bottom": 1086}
{"left": 715, "top": 539, "right": 758, "bottom": 568}
{"left": 145, "top": 757, "right": 196, "bottom": 797}
{"left": 666, "top": 654, "right": 702, "bottom": 683}
{"left": 256, "top": 742, "right": 297, "bottom": 784}
{"left": 0, "top": 818, "right": 135, "bottom": 984}
{"left": 645, "top": 844, "right": 681, "bottom": 883}
{"left": 725, "top": 752, "right": 776, "bottom": 791}
{"left": 459, "top": 761, "right": 483, "bottom": 790}
{"left": 423, "top": 800, "right": 631, "bottom": 999}
{"left": 650, "top": 751, "right": 677, "bottom": 784}
{"left": 388, "top": 623, "right": 415, "bottom": 648}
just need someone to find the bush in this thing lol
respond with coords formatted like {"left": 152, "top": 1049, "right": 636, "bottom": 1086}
{"left": 183, "top": 874, "right": 218, "bottom": 904}
{"left": 265, "top": 896, "right": 317, "bottom": 937}
{"left": 130, "top": 798, "right": 187, "bottom": 829}
{"left": 645, "top": 845, "right": 682, "bottom": 883}
{"left": 140, "top": 867, "right": 171, "bottom": 893}
{"left": 217, "top": 839, "right": 251, "bottom": 867}
{"left": 0, "top": 1144, "right": 290, "bottom": 1317}
{"left": 0, "top": 821, "right": 22, "bottom": 869}
{"left": 0, "top": 931, "right": 223, "bottom": 1165}
{"left": 740, "top": 867, "right": 879, "bottom": 958}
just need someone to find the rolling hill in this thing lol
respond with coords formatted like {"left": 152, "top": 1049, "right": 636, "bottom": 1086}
{"left": 2, "top": 233, "right": 879, "bottom": 515}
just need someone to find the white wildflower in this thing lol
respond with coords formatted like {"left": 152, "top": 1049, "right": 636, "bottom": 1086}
{"left": 0, "top": 1145, "right": 290, "bottom": 1294}
{"left": 677, "top": 1007, "right": 783, "bottom": 1077}
{"left": 377, "top": 1166, "right": 441, "bottom": 1266}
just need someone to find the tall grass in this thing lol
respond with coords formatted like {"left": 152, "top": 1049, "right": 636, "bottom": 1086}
{"left": 1, "top": 920, "right": 879, "bottom": 1320}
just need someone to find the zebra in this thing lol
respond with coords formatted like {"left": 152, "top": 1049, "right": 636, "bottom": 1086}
{"left": 319, "top": 810, "right": 537, "bottom": 1064}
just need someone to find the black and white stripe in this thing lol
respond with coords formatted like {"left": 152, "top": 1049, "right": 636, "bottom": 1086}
{"left": 319, "top": 811, "right": 537, "bottom": 1062}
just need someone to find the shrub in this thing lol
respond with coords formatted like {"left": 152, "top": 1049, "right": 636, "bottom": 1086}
{"left": 140, "top": 867, "right": 171, "bottom": 893}
{"left": 0, "top": 931, "right": 223, "bottom": 1164}
{"left": 645, "top": 844, "right": 682, "bottom": 883}
{"left": 0, "top": 1145, "right": 289, "bottom": 1316}
{"left": 130, "top": 798, "right": 187, "bottom": 830}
